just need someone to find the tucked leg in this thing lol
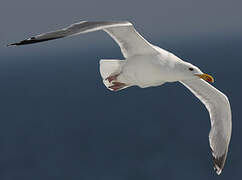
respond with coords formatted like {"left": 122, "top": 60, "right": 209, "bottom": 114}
{"left": 108, "top": 82, "right": 127, "bottom": 91}
{"left": 105, "top": 74, "right": 120, "bottom": 83}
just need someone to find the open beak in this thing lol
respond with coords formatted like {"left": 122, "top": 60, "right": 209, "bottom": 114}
{"left": 195, "top": 73, "right": 214, "bottom": 83}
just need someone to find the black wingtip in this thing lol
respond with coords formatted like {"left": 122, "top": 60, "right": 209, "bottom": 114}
{"left": 212, "top": 153, "right": 226, "bottom": 175}
{"left": 7, "top": 43, "right": 18, "bottom": 47}
{"left": 7, "top": 36, "right": 64, "bottom": 47}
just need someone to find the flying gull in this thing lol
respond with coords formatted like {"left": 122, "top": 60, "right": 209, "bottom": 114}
{"left": 8, "top": 21, "right": 232, "bottom": 175}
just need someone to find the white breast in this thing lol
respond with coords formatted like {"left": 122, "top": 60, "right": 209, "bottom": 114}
{"left": 118, "top": 53, "right": 178, "bottom": 88}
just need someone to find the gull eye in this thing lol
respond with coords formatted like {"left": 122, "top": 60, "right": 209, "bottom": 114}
{"left": 189, "top": 67, "right": 194, "bottom": 71}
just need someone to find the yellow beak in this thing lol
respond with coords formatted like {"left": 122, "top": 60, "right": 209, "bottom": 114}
{"left": 195, "top": 73, "right": 214, "bottom": 83}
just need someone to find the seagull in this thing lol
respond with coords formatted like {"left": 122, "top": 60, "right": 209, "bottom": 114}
{"left": 8, "top": 21, "right": 232, "bottom": 175}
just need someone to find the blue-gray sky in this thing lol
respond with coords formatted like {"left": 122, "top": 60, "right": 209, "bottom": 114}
{"left": 1, "top": 0, "right": 242, "bottom": 53}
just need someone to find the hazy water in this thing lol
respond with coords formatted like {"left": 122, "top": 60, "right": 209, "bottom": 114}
{"left": 0, "top": 38, "right": 241, "bottom": 180}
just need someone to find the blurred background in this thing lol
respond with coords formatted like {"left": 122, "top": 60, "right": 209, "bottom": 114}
{"left": 0, "top": 0, "right": 241, "bottom": 179}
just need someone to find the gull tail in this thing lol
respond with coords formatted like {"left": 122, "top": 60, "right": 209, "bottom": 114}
{"left": 99, "top": 59, "right": 129, "bottom": 91}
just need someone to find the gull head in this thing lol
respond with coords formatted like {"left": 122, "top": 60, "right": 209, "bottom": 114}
{"left": 176, "top": 62, "right": 214, "bottom": 83}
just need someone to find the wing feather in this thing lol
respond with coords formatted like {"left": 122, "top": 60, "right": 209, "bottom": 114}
{"left": 180, "top": 79, "right": 232, "bottom": 175}
{"left": 8, "top": 21, "right": 159, "bottom": 58}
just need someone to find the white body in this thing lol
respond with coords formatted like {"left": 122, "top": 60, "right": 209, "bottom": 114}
{"left": 101, "top": 46, "right": 202, "bottom": 89}
{"left": 118, "top": 52, "right": 192, "bottom": 87}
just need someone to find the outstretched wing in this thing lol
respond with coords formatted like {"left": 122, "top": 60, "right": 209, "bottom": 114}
{"left": 8, "top": 21, "right": 159, "bottom": 58}
{"left": 180, "top": 79, "right": 232, "bottom": 175}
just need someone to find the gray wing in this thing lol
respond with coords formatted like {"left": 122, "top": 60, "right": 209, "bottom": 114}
{"left": 180, "top": 79, "right": 232, "bottom": 175}
{"left": 7, "top": 21, "right": 159, "bottom": 58}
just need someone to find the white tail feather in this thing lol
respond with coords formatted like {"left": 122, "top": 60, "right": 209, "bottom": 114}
{"left": 99, "top": 59, "right": 127, "bottom": 91}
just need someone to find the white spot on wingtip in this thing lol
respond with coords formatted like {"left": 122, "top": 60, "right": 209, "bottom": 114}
{"left": 214, "top": 165, "right": 222, "bottom": 175}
